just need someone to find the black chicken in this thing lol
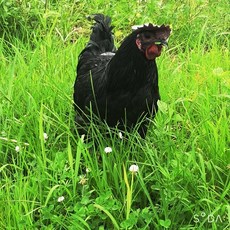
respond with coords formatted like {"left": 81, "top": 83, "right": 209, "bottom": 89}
{"left": 73, "top": 14, "right": 171, "bottom": 138}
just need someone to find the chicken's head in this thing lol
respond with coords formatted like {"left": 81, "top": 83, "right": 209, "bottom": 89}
{"left": 133, "top": 24, "right": 171, "bottom": 60}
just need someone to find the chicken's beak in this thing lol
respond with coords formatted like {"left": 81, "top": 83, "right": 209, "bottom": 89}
{"left": 154, "top": 40, "right": 168, "bottom": 47}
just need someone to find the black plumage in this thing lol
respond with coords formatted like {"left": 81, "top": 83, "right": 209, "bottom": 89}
{"left": 73, "top": 14, "right": 171, "bottom": 138}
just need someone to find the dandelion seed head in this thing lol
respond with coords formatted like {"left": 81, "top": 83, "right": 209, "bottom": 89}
{"left": 104, "top": 146, "right": 112, "bottom": 153}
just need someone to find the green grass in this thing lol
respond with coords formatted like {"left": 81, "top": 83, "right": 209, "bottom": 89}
{"left": 0, "top": 0, "right": 229, "bottom": 229}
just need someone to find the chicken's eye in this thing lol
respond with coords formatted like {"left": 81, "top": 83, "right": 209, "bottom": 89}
{"left": 143, "top": 33, "right": 151, "bottom": 39}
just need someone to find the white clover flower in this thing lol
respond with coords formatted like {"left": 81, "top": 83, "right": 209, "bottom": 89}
{"left": 81, "top": 134, "right": 85, "bottom": 142}
{"left": 118, "top": 132, "right": 123, "bottom": 139}
{"left": 79, "top": 175, "right": 88, "bottom": 185}
{"left": 129, "top": 164, "right": 139, "bottom": 173}
{"left": 57, "top": 196, "right": 65, "bottom": 202}
{"left": 104, "top": 146, "right": 112, "bottom": 153}
{"left": 15, "top": 146, "right": 20, "bottom": 152}
{"left": 86, "top": 168, "right": 90, "bottom": 173}
{"left": 1, "top": 131, "right": 7, "bottom": 136}
{"left": 212, "top": 67, "right": 223, "bottom": 76}
{"left": 43, "top": 133, "right": 48, "bottom": 141}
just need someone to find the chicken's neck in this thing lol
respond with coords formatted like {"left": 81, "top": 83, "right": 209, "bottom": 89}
{"left": 106, "top": 35, "right": 158, "bottom": 91}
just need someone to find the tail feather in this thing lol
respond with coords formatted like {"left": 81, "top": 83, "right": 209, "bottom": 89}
{"left": 84, "top": 14, "right": 115, "bottom": 55}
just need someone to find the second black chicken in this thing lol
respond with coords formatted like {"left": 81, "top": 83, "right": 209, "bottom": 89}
{"left": 73, "top": 14, "right": 171, "bottom": 138}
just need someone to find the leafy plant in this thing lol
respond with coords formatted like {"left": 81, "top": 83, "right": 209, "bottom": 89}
{"left": 0, "top": 0, "right": 229, "bottom": 229}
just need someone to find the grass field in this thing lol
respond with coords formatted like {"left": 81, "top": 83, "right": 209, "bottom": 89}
{"left": 0, "top": 0, "right": 229, "bottom": 229}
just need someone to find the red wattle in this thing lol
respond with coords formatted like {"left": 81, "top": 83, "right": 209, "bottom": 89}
{"left": 145, "top": 45, "right": 162, "bottom": 60}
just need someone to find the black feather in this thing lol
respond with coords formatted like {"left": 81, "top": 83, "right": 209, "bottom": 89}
{"left": 73, "top": 14, "right": 171, "bottom": 138}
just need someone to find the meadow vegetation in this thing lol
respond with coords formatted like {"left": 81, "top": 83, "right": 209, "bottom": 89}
{"left": 0, "top": 0, "right": 229, "bottom": 229}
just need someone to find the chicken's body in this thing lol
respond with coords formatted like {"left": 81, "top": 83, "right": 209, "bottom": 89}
{"left": 73, "top": 14, "right": 171, "bottom": 137}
